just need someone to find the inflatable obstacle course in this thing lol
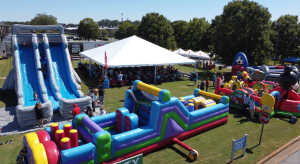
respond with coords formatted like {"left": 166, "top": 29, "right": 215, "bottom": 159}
{"left": 215, "top": 64, "right": 300, "bottom": 117}
{"left": 23, "top": 80, "right": 230, "bottom": 163}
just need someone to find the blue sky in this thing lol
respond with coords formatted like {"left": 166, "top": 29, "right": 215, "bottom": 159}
{"left": 1, "top": 0, "right": 299, "bottom": 24}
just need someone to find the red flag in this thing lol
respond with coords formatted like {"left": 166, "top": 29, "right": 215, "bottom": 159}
{"left": 105, "top": 51, "right": 108, "bottom": 70}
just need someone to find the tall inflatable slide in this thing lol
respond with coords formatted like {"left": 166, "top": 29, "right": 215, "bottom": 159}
{"left": 2, "top": 25, "right": 91, "bottom": 127}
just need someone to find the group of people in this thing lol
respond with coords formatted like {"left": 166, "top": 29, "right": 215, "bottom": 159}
{"left": 192, "top": 72, "right": 225, "bottom": 92}
{"left": 80, "top": 62, "right": 182, "bottom": 85}
{"left": 243, "top": 93, "right": 256, "bottom": 120}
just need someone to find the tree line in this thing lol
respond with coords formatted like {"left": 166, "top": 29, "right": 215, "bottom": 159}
{"left": 113, "top": 0, "right": 300, "bottom": 66}
{"left": 3, "top": 0, "right": 300, "bottom": 66}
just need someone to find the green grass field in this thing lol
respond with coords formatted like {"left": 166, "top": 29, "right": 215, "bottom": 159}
{"left": 0, "top": 59, "right": 299, "bottom": 164}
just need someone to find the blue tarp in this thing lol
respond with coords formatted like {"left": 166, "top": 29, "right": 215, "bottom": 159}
{"left": 283, "top": 56, "right": 300, "bottom": 63}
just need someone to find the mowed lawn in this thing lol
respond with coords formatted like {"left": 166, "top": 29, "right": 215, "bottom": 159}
{"left": 0, "top": 59, "right": 300, "bottom": 164}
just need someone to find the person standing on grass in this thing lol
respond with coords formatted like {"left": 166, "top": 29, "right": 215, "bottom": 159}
{"left": 243, "top": 93, "right": 250, "bottom": 116}
{"left": 72, "top": 103, "right": 80, "bottom": 120}
{"left": 98, "top": 86, "right": 105, "bottom": 106}
{"left": 212, "top": 72, "right": 216, "bottom": 88}
{"left": 117, "top": 71, "right": 123, "bottom": 87}
{"left": 193, "top": 73, "right": 198, "bottom": 86}
{"left": 205, "top": 77, "right": 210, "bottom": 92}
{"left": 97, "top": 81, "right": 102, "bottom": 89}
{"left": 35, "top": 100, "right": 44, "bottom": 128}
{"left": 200, "top": 78, "right": 205, "bottom": 91}
{"left": 249, "top": 97, "right": 255, "bottom": 120}
{"left": 214, "top": 75, "right": 219, "bottom": 88}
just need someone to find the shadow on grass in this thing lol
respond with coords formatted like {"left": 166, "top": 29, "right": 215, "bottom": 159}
{"left": 0, "top": 89, "right": 18, "bottom": 107}
{"left": 187, "top": 85, "right": 195, "bottom": 86}
{"left": 229, "top": 107, "right": 262, "bottom": 124}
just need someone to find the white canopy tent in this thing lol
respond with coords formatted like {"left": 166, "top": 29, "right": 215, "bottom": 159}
{"left": 178, "top": 49, "right": 195, "bottom": 57}
{"left": 193, "top": 50, "right": 210, "bottom": 60}
{"left": 173, "top": 48, "right": 185, "bottom": 54}
{"left": 79, "top": 35, "right": 196, "bottom": 83}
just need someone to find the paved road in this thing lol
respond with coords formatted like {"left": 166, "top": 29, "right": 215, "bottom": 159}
{"left": 279, "top": 149, "right": 300, "bottom": 164}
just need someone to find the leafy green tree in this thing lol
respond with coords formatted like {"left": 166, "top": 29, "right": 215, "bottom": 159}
{"left": 172, "top": 20, "right": 188, "bottom": 49}
{"left": 210, "top": 0, "right": 273, "bottom": 66}
{"left": 111, "top": 20, "right": 120, "bottom": 27}
{"left": 30, "top": 13, "right": 57, "bottom": 25}
{"left": 137, "top": 13, "right": 176, "bottom": 50}
{"left": 109, "top": 29, "right": 116, "bottom": 37}
{"left": 186, "top": 18, "right": 210, "bottom": 51}
{"left": 117, "top": 22, "right": 137, "bottom": 39}
{"left": 100, "top": 29, "right": 109, "bottom": 37}
{"left": 270, "top": 15, "right": 300, "bottom": 60}
{"left": 124, "top": 20, "right": 132, "bottom": 24}
{"left": 132, "top": 20, "right": 141, "bottom": 25}
{"left": 77, "top": 18, "right": 100, "bottom": 41}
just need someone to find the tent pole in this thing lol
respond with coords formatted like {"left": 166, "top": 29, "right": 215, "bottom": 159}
{"left": 102, "top": 67, "right": 105, "bottom": 80}
{"left": 79, "top": 55, "right": 81, "bottom": 63}
{"left": 154, "top": 66, "right": 157, "bottom": 85}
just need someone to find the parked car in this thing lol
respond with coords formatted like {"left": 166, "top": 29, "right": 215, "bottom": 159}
{"left": 73, "top": 37, "right": 80, "bottom": 41}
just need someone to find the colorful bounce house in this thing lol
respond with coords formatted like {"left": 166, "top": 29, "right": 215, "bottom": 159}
{"left": 232, "top": 52, "right": 285, "bottom": 82}
{"left": 22, "top": 80, "right": 230, "bottom": 163}
{"left": 216, "top": 64, "right": 300, "bottom": 117}
{"left": 2, "top": 25, "right": 91, "bottom": 127}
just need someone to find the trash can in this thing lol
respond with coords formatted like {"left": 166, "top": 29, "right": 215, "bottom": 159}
{"left": 89, "top": 70, "right": 93, "bottom": 77}
{"left": 104, "top": 79, "right": 109, "bottom": 89}
{"left": 219, "top": 66, "right": 222, "bottom": 70}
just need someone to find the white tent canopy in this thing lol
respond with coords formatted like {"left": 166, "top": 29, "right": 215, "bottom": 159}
{"left": 79, "top": 35, "right": 196, "bottom": 68}
{"left": 193, "top": 50, "right": 210, "bottom": 59}
{"left": 173, "top": 48, "right": 185, "bottom": 54}
{"left": 178, "top": 49, "right": 195, "bottom": 56}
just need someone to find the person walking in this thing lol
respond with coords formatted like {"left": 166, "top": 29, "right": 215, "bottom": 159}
{"left": 35, "top": 100, "right": 44, "bottom": 128}
{"left": 205, "top": 77, "right": 210, "bottom": 92}
{"left": 193, "top": 73, "right": 198, "bottom": 86}
{"left": 249, "top": 97, "right": 255, "bottom": 120}
{"left": 243, "top": 93, "right": 250, "bottom": 116}
{"left": 212, "top": 72, "right": 216, "bottom": 88}
{"left": 98, "top": 86, "right": 105, "bottom": 106}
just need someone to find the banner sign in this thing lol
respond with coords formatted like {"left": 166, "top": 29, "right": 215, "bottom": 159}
{"left": 68, "top": 42, "right": 83, "bottom": 54}
{"left": 114, "top": 154, "right": 143, "bottom": 164}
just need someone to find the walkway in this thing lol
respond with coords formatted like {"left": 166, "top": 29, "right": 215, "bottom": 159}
{"left": 256, "top": 135, "right": 300, "bottom": 164}
{"left": 0, "top": 106, "right": 101, "bottom": 136}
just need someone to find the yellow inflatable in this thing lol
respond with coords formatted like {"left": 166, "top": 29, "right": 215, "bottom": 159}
{"left": 261, "top": 93, "right": 275, "bottom": 114}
